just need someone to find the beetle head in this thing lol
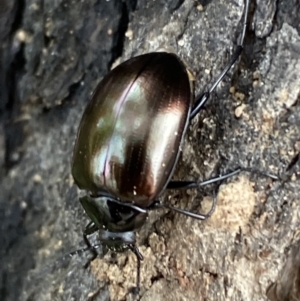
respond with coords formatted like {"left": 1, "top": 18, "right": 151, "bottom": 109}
{"left": 80, "top": 194, "right": 148, "bottom": 235}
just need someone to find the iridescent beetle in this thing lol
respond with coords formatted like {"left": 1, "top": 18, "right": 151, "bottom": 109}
{"left": 71, "top": 0, "right": 253, "bottom": 292}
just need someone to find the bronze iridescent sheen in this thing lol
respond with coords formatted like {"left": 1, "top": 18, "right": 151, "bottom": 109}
{"left": 72, "top": 52, "right": 192, "bottom": 207}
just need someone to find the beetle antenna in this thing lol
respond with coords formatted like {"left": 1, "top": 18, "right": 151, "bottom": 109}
{"left": 26, "top": 243, "right": 102, "bottom": 288}
{"left": 190, "top": 0, "right": 250, "bottom": 119}
{"left": 128, "top": 244, "right": 144, "bottom": 296}
{"left": 57, "top": 244, "right": 102, "bottom": 265}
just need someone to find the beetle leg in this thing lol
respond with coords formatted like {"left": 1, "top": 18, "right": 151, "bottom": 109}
{"left": 190, "top": 0, "right": 250, "bottom": 120}
{"left": 148, "top": 195, "right": 217, "bottom": 220}
{"left": 128, "top": 244, "right": 144, "bottom": 296}
{"left": 167, "top": 167, "right": 278, "bottom": 190}
{"left": 161, "top": 166, "right": 278, "bottom": 219}
{"left": 165, "top": 193, "right": 217, "bottom": 220}
{"left": 83, "top": 222, "right": 99, "bottom": 268}
{"left": 167, "top": 169, "right": 242, "bottom": 190}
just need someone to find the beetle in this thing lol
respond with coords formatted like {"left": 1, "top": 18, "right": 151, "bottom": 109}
{"left": 71, "top": 0, "right": 251, "bottom": 293}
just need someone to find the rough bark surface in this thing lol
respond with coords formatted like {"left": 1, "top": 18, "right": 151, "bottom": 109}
{"left": 0, "top": 0, "right": 300, "bottom": 301}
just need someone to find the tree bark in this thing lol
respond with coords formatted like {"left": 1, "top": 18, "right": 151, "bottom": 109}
{"left": 1, "top": 0, "right": 300, "bottom": 300}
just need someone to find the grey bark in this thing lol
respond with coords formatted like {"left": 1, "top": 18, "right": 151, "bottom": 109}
{"left": 0, "top": 0, "right": 300, "bottom": 300}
